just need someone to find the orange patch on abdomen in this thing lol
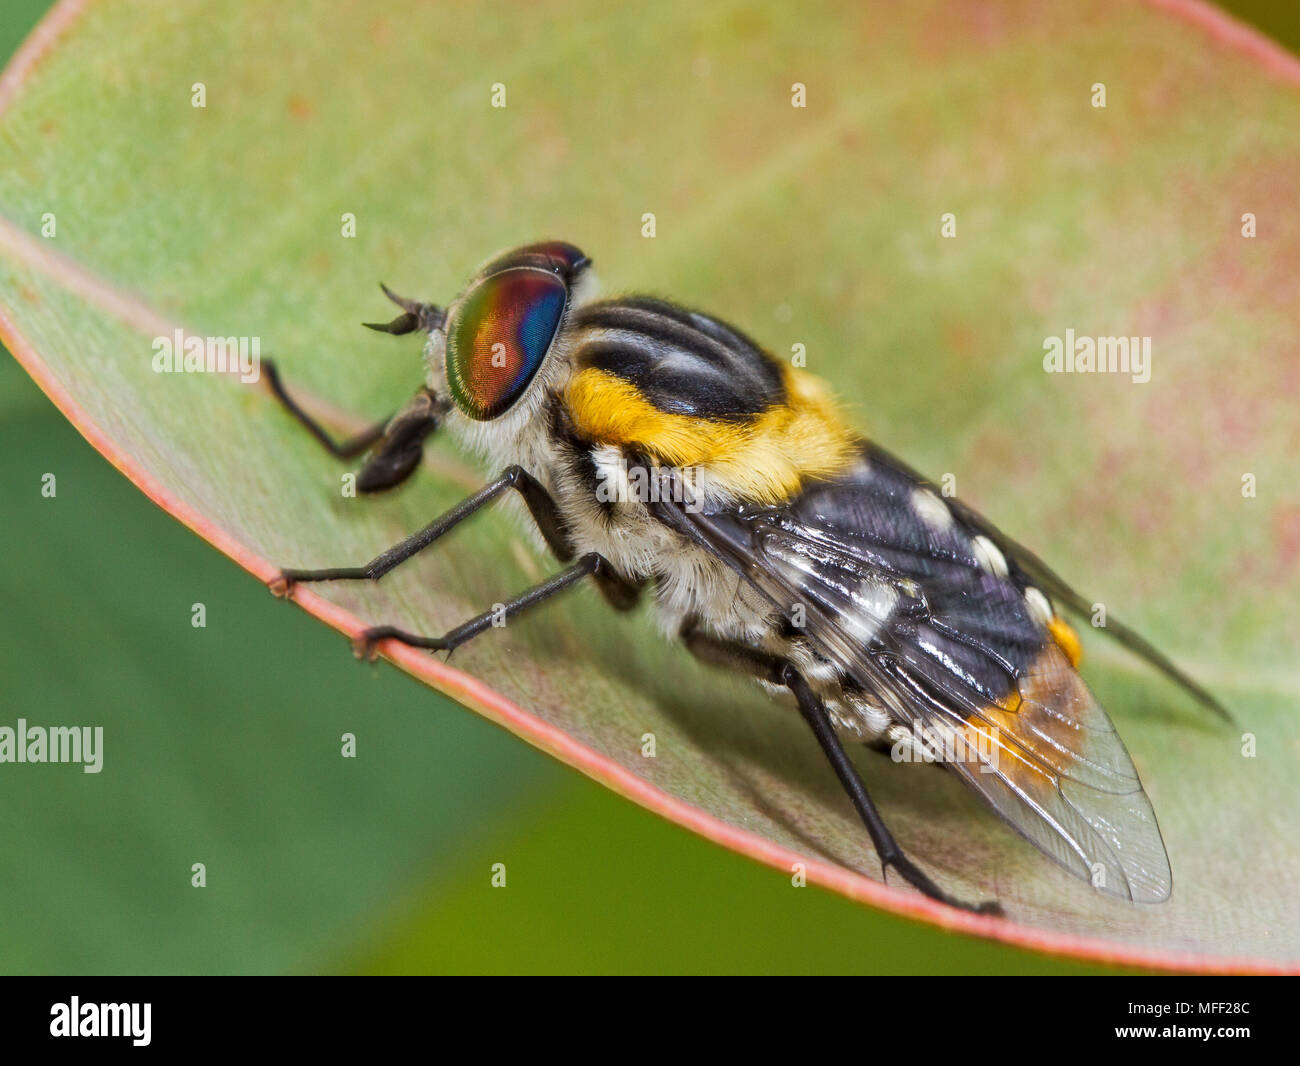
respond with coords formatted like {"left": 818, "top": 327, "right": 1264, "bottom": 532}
{"left": 1047, "top": 616, "right": 1082, "bottom": 667}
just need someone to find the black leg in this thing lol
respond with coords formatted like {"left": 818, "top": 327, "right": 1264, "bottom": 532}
{"left": 272, "top": 466, "right": 560, "bottom": 594}
{"left": 273, "top": 465, "right": 642, "bottom": 610}
{"left": 262, "top": 359, "right": 390, "bottom": 459}
{"left": 264, "top": 286, "right": 447, "bottom": 488}
{"left": 782, "top": 665, "right": 1001, "bottom": 915}
{"left": 354, "top": 389, "right": 443, "bottom": 493}
{"left": 264, "top": 358, "right": 445, "bottom": 493}
{"left": 679, "top": 617, "right": 786, "bottom": 683}
{"left": 353, "top": 551, "right": 616, "bottom": 660}
{"left": 679, "top": 619, "right": 1000, "bottom": 915}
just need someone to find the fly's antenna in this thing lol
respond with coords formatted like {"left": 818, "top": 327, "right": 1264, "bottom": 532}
{"left": 363, "top": 282, "right": 445, "bottom": 335}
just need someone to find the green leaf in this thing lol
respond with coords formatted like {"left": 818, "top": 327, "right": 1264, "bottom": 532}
{"left": 2, "top": 0, "right": 1297, "bottom": 971}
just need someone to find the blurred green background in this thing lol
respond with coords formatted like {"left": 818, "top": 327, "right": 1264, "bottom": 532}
{"left": 1, "top": 0, "right": 1294, "bottom": 975}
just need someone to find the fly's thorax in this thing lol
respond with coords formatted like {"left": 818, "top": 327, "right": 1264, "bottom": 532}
{"left": 558, "top": 299, "right": 858, "bottom": 507}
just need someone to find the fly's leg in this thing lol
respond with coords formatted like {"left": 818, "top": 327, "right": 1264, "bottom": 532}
{"left": 783, "top": 666, "right": 1002, "bottom": 915}
{"left": 679, "top": 619, "right": 1002, "bottom": 916}
{"left": 262, "top": 285, "right": 448, "bottom": 492}
{"left": 352, "top": 551, "right": 628, "bottom": 660}
{"left": 272, "top": 466, "right": 571, "bottom": 594}
{"left": 263, "top": 361, "right": 443, "bottom": 493}
{"left": 262, "top": 359, "right": 391, "bottom": 458}
{"left": 272, "top": 465, "right": 642, "bottom": 609}
{"left": 678, "top": 618, "right": 788, "bottom": 683}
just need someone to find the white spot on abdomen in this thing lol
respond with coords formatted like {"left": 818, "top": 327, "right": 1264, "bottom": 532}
{"left": 911, "top": 487, "right": 953, "bottom": 532}
{"left": 844, "top": 577, "right": 898, "bottom": 644}
{"left": 1024, "top": 586, "right": 1053, "bottom": 626}
{"left": 971, "top": 535, "right": 1009, "bottom": 577}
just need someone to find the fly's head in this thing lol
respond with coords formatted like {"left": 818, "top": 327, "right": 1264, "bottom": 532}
{"left": 357, "top": 240, "right": 591, "bottom": 491}
{"left": 435, "top": 240, "right": 591, "bottom": 422}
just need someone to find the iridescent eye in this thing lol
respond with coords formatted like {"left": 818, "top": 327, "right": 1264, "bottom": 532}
{"left": 445, "top": 267, "right": 567, "bottom": 420}
{"left": 528, "top": 241, "right": 590, "bottom": 274}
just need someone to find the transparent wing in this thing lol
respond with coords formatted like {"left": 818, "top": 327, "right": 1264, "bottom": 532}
{"left": 655, "top": 445, "right": 1172, "bottom": 902}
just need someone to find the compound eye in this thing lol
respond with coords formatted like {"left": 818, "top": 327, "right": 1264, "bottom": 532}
{"left": 529, "top": 241, "right": 590, "bottom": 274}
{"left": 445, "top": 267, "right": 567, "bottom": 420}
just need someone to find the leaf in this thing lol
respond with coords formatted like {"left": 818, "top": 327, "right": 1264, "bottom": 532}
{"left": 2, "top": 0, "right": 1298, "bottom": 972}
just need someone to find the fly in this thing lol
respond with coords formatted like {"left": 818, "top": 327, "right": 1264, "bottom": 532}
{"left": 262, "top": 240, "right": 1228, "bottom": 914}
